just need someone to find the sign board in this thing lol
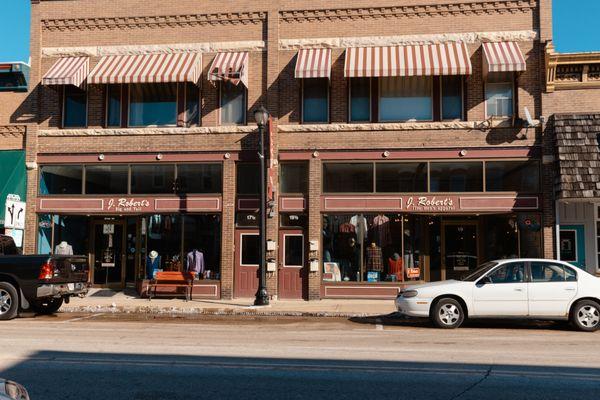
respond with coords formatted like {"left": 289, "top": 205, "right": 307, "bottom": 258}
{"left": 4, "top": 228, "right": 23, "bottom": 248}
{"left": 103, "top": 224, "right": 115, "bottom": 235}
{"left": 4, "top": 198, "right": 26, "bottom": 229}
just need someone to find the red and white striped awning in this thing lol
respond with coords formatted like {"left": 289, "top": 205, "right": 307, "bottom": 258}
{"left": 344, "top": 43, "right": 472, "bottom": 78}
{"left": 482, "top": 42, "right": 526, "bottom": 73}
{"left": 208, "top": 52, "right": 249, "bottom": 88}
{"left": 294, "top": 49, "right": 332, "bottom": 79}
{"left": 42, "top": 57, "right": 89, "bottom": 88}
{"left": 87, "top": 53, "right": 202, "bottom": 85}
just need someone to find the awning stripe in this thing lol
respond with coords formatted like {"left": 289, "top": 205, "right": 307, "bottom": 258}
{"left": 42, "top": 57, "right": 89, "bottom": 88}
{"left": 87, "top": 53, "right": 202, "bottom": 85}
{"left": 482, "top": 42, "right": 526, "bottom": 73}
{"left": 208, "top": 52, "right": 249, "bottom": 87}
{"left": 295, "top": 49, "right": 332, "bottom": 79}
{"left": 344, "top": 43, "right": 472, "bottom": 78}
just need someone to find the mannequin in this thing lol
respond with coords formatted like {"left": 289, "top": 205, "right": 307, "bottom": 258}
{"left": 55, "top": 241, "right": 74, "bottom": 255}
{"left": 388, "top": 252, "right": 404, "bottom": 282}
{"left": 146, "top": 250, "right": 161, "bottom": 279}
{"left": 186, "top": 248, "right": 205, "bottom": 278}
{"left": 366, "top": 242, "right": 383, "bottom": 273}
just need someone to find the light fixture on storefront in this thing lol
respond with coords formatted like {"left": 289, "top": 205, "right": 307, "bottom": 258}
{"left": 459, "top": 149, "right": 468, "bottom": 157}
{"left": 382, "top": 151, "right": 390, "bottom": 158}
{"left": 98, "top": 154, "right": 105, "bottom": 161}
{"left": 156, "top": 153, "right": 163, "bottom": 160}
{"left": 312, "top": 151, "right": 319, "bottom": 158}
{"left": 224, "top": 152, "right": 231, "bottom": 159}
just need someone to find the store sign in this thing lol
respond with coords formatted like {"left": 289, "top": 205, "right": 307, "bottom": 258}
{"left": 106, "top": 198, "right": 151, "bottom": 213}
{"left": 405, "top": 196, "right": 456, "bottom": 212}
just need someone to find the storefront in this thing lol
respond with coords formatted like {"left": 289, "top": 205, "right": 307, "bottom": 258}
{"left": 35, "top": 160, "right": 223, "bottom": 298}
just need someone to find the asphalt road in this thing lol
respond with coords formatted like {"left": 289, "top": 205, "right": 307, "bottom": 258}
{"left": 1, "top": 313, "right": 599, "bottom": 399}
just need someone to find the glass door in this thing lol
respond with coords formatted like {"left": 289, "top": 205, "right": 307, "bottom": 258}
{"left": 92, "top": 220, "right": 125, "bottom": 288}
{"left": 442, "top": 221, "right": 478, "bottom": 280}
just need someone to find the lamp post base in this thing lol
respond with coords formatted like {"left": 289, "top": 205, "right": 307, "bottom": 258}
{"left": 254, "top": 288, "right": 270, "bottom": 306}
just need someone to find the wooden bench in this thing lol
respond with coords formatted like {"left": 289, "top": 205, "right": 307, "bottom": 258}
{"left": 148, "top": 271, "right": 195, "bottom": 301}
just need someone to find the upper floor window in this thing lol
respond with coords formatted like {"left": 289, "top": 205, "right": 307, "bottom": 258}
{"left": 85, "top": 165, "right": 129, "bottom": 195}
{"left": 429, "top": 162, "right": 483, "bottom": 192}
{"left": 302, "top": 78, "right": 328, "bottom": 123}
{"left": 63, "top": 86, "right": 87, "bottom": 128}
{"left": 221, "top": 81, "right": 246, "bottom": 125}
{"left": 485, "top": 160, "right": 540, "bottom": 192}
{"left": 280, "top": 162, "right": 309, "bottom": 194}
{"left": 349, "top": 78, "right": 371, "bottom": 122}
{"left": 177, "top": 164, "right": 222, "bottom": 194}
{"left": 186, "top": 83, "right": 200, "bottom": 127}
{"left": 441, "top": 76, "right": 463, "bottom": 120}
{"left": 486, "top": 72, "right": 514, "bottom": 118}
{"left": 323, "top": 163, "right": 373, "bottom": 193}
{"left": 376, "top": 162, "right": 428, "bottom": 193}
{"left": 129, "top": 83, "right": 177, "bottom": 127}
{"left": 106, "top": 84, "right": 122, "bottom": 128}
{"left": 131, "top": 164, "right": 176, "bottom": 194}
{"left": 237, "top": 163, "right": 260, "bottom": 195}
{"left": 39, "top": 165, "right": 83, "bottom": 195}
{"left": 379, "top": 76, "right": 432, "bottom": 122}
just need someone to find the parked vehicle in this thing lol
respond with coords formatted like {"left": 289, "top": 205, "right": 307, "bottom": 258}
{"left": 395, "top": 259, "right": 600, "bottom": 331}
{"left": 0, "top": 379, "right": 29, "bottom": 400}
{"left": 0, "top": 235, "right": 89, "bottom": 320}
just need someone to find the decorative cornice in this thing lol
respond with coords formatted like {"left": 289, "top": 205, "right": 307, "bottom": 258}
{"left": 279, "top": 1, "right": 537, "bottom": 23}
{"left": 39, "top": 126, "right": 257, "bottom": 137}
{"left": 42, "top": 11, "right": 266, "bottom": 32}
{"left": 279, "top": 30, "right": 538, "bottom": 50}
{"left": 545, "top": 42, "right": 600, "bottom": 93}
{"left": 42, "top": 41, "right": 266, "bottom": 58}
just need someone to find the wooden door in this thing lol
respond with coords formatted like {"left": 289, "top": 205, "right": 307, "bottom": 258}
{"left": 278, "top": 229, "right": 306, "bottom": 300}
{"left": 91, "top": 220, "right": 126, "bottom": 289}
{"left": 234, "top": 230, "right": 260, "bottom": 298}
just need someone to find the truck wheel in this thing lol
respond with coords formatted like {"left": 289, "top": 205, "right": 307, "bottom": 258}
{"left": 571, "top": 300, "right": 600, "bottom": 332}
{"left": 0, "top": 282, "right": 19, "bottom": 321}
{"left": 31, "top": 298, "right": 64, "bottom": 315}
{"left": 432, "top": 298, "right": 465, "bottom": 329}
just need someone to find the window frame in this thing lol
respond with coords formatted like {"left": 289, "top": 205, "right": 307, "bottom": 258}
{"left": 175, "top": 163, "right": 223, "bottom": 194}
{"left": 481, "top": 261, "right": 526, "bottom": 284}
{"left": 38, "top": 164, "right": 85, "bottom": 196}
{"left": 322, "top": 161, "right": 375, "bottom": 194}
{"left": 127, "top": 83, "right": 179, "bottom": 128}
{"left": 279, "top": 161, "right": 309, "bottom": 195}
{"left": 219, "top": 80, "right": 247, "bottom": 126}
{"left": 484, "top": 159, "right": 541, "bottom": 193}
{"left": 348, "top": 77, "right": 372, "bottom": 123}
{"left": 440, "top": 76, "right": 464, "bottom": 121}
{"left": 484, "top": 73, "right": 516, "bottom": 119}
{"left": 130, "top": 163, "right": 177, "bottom": 195}
{"left": 301, "top": 78, "right": 330, "bottom": 124}
{"left": 84, "top": 164, "right": 130, "bottom": 195}
{"left": 528, "top": 261, "right": 579, "bottom": 283}
{"left": 62, "top": 85, "right": 88, "bottom": 129}
{"left": 378, "top": 76, "right": 434, "bottom": 123}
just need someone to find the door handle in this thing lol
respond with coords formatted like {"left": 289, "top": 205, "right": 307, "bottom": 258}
{"left": 565, "top": 288, "right": 576, "bottom": 291}
{"left": 514, "top": 288, "right": 523, "bottom": 292}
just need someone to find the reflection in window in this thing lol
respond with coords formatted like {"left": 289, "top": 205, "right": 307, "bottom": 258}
{"left": 350, "top": 78, "right": 370, "bottom": 122}
{"left": 441, "top": 76, "right": 463, "bottom": 120}
{"left": 485, "top": 161, "right": 540, "bottom": 192}
{"left": 430, "top": 162, "right": 483, "bottom": 192}
{"left": 85, "top": 165, "right": 128, "bottom": 195}
{"left": 63, "top": 86, "right": 87, "bottom": 128}
{"left": 221, "top": 81, "right": 246, "bottom": 125}
{"left": 39, "top": 165, "right": 83, "bottom": 195}
{"left": 176, "top": 164, "right": 222, "bottom": 194}
{"left": 131, "top": 165, "right": 175, "bottom": 194}
{"left": 302, "top": 78, "right": 328, "bottom": 123}
{"left": 280, "top": 162, "right": 308, "bottom": 194}
{"left": 106, "top": 84, "right": 122, "bottom": 127}
{"left": 487, "top": 262, "right": 525, "bottom": 283}
{"left": 379, "top": 76, "right": 432, "bottom": 121}
{"left": 323, "top": 163, "right": 373, "bottom": 193}
{"left": 486, "top": 72, "right": 514, "bottom": 117}
{"left": 129, "top": 83, "right": 177, "bottom": 127}
{"left": 376, "top": 163, "right": 427, "bottom": 193}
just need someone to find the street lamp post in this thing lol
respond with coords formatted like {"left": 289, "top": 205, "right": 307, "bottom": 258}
{"left": 254, "top": 106, "right": 270, "bottom": 306}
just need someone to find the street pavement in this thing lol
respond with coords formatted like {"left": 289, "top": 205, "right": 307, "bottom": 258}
{"left": 0, "top": 314, "right": 599, "bottom": 399}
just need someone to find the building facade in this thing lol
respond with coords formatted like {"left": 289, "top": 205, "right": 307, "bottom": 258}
{"left": 23, "top": 0, "right": 556, "bottom": 300}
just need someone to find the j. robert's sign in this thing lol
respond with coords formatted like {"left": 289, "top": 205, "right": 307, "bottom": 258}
{"left": 405, "top": 196, "right": 456, "bottom": 212}
{"left": 106, "top": 198, "right": 151, "bottom": 213}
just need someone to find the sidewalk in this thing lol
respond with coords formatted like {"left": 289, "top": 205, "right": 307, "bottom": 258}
{"left": 60, "top": 289, "right": 397, "bottom": 318}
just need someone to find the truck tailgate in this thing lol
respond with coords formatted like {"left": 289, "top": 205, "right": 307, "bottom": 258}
{"left": 49, "top": 255, "right": 89, "bottom": 283}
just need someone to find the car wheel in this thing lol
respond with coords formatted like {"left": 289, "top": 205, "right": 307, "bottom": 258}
{"left": 31, "top": 297, "right": 64, "bottom": 315}
{"left": 571, "top": 300, "right": 600, "bottom": 332}
{"left": 432, "top": 298, "right": 465, "bottom": 329}
{"left": 0, "top": 282, "right": 19, "bottom": 321}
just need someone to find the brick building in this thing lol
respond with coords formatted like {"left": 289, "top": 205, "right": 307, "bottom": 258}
{"left": 22, "top": 0, "right": 557, "bottom": 300}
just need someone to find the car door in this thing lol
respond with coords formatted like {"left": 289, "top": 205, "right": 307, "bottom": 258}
{"left": 472, "top": 262, "right": 528, "bottom": 317}
{"left": 527, "top": 261, "right": 578, "bottom": 317}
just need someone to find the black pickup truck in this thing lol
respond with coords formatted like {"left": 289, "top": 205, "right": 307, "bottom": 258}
{"left": 0, "top": 235, "right": 89, "bottom": 320}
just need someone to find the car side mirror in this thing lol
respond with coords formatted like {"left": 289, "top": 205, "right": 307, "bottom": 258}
{"left": 478, "top": 276, "right": 492, "bottom": 285}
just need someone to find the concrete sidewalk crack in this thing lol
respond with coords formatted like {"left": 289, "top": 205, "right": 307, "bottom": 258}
{"left": 448, "top": 365, "right": 493, "bottom": 400}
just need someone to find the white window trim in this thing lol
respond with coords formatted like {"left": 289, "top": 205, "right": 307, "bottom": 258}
{"left": 127, "top": 83, "right": 179, "bottom": 128}
{"left": 283, "top": 233, "right": 305, "bottom": 268}
{"left": 378, "top": 76, "right": 434, "bottom": 123}
{"left": 484, "top": 75, "right": 515, "bottom": 119}
{"left": 301, "top": 78, "right": 330, "bottom": 124}
{"left": 239, "top": 233, "right": 260, "bottom": 267}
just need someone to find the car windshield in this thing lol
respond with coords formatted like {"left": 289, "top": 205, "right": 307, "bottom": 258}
{"left": 461, "top": 262, "right": 498, "bottom": 281}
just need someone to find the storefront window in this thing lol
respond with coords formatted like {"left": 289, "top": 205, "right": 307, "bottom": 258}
{"left": 349, "top": 78, "right": 371, "bottom": 122}
{"left": 302, "top": 78, "right": 328, "bottom": 123}
{"left": 221, "top": 81, "right": 246, "bottom": 125}
{"left": 52, "top": 215, "right": 89, "bottom": 255}
{"left": 37, "top": 214, "right": 53, "bottom": 254}
{"left": 280, "top": 162, "right": 308, "bottom": 194}
{"left": 237, "top": 163, "right": 260, "bottom": 195}
{"left": 485, "top": 160, "right": 540, "bottom": 192}
{"left": 106, "top": 84, "right": 122, "bottom": 127}
{"left": 379, "top": 76, "right": 432, "bottom": 121}
{"left": 376, "top": 162, "right": 428, "bottom": 193}
{"left": 39, "top": 165, "right": 83, "bottom": 195}
{"left": 145, "top": 214, "right": 182, "bottom": 272}
{"left": 176, "top": 164, "right": 222, "bottom": 194}
{"left": 183, "top": 215, "right": 221, "bottom": 278}
{"left": 186, "top": 83, "right": 200, "bottom": 127}
{"left": 518, "top": 214, "right": 543, "bottom": 258}
{"left": 441, "top": 76, "right": 463, "bottom": 120}
{"left": 430, "top": 162, "right": 483, "bottom": 192}
{"left": 85, "top": 165, "right": 128, "bottom": 195}
{"left": 131, "top": 164, "right": 175, "bottom": 194}
{"left": 63, "top": 86, "right": 87, "bottom": 128}
{"left": 129, "top": 83, "right": 177, "bottom": 127}
{"left": 483, "top": 215, "right": 519, "bottom": 261}
{"left": 486, "top": 72, "right": 514, "bottom": 118}
{"left": 323, "top": 163, "right": 373, "bottom": 193}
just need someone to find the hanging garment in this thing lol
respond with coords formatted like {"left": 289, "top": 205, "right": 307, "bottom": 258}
{"left": 148, "top": 215, "right": 163, "bottom": 240}
{"left": 55, "top": 242, "right": 74, "bottom": 255}
{"left": 339, "top": 223, "right": 356, "bottom": 233}
{"left": 388, "top": 257, "right": 404, "bottom": 281}
{"left": 350, "top": 215, "right": 368, "bottom": 240}
{"left": 366, "top": 245, "right": 383, "bottom": 272}
{"left": 186, "top": 250, "right": 205, "bottom": 275}
{"left": 146, "top": 255, "right": 161, "bottom": 279}
{"left": 372, "top": 214, "right": 391, "bottom": 247}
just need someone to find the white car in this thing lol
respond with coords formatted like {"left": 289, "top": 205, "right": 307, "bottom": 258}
{"left": 395, "top": 259, "right": 600, "bottom": 331}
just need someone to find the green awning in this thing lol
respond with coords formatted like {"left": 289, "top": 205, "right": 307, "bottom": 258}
{"left": 0, "top": 150, "right": 27, "bottom": 227}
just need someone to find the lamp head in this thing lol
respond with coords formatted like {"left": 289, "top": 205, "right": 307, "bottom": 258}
{"left": 254, "top": 105, "right": 270, "bottom": 127}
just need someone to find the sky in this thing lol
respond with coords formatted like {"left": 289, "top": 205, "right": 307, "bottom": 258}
{"left": 0, "top": 0, "right": 598, "bottom": 62}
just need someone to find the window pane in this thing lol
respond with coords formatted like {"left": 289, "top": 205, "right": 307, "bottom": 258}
{"left": 237, "top": 163, "right": 260, "bottom": 195}
{"left": 221, "top": 81, "right": 246, "bottom": 125}
{"left": 145, "top": 214, "right": 182, "bottom": 274}
{"left": 85, "top": 165, "right": 128, "bottom": 195}
{"left": 487, "top": 262, "right": 525, "bottom": 283}
{"left": 131, "top": 165, "right": 175, "bottom": 194}
{"left": 531, "top": 262, "right": 568, "bottom": 282}
{"left": 129, "top": 83, "right": 177, "bottom": 127}
{"left": 106, "top": 84, "right": 121, "bottom": 127}
{"left": 186, "top": 83, "right": 200, "bottom": 126}
{"left": 303, "top": 78, "right": 328, "bottom": 123}
{"left": 63, "top": 86, "right": 87, "bottom": 128}
{"left": 280, "top": 162, "right": 308, "bottom": 194}
{"left": 177, "top": 164, "right": 222, "bottom": 194}
{"left": 241, "top": 234, "right": 260, "bottom": 265}
{"left": 37, "top": 214, "right": 53, "bottom": 254}
{"left": 430, "top": 162, "right": 483, "bottom": 192}
{"left": 380, "top": 76, "right": 432, "bottom": 121}
{"left": 486, "top": 73, "right": 513, "bottom": 117}
{"left": 52, "top": 215, "right": 89, "bottom": 255}
{"left": 284, "top": 235, "right": 304, "bottom": 266}
{"left": 376, "top": 163, "right": 427, "bottom": 193}
{"left": 183, "top": 215, "right": 221, "bottom": 277}
{"left": 441, "top": 76, "right": 462, "bottom": 120}
{"left": 350, "top": 78, "right": 370, "bottom": 122}
{"left": 323, "top": 163, "right": 373, "bottom": 193}
{"left": 39, "top": 165, "right": 83, "bottom": 195}
{"left": 486, "top": 160, "right": 540, "bottom": 192}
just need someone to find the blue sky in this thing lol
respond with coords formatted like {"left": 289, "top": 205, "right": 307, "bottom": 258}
{"left": 0, "top": 0, "right": 598, "bottom": 62}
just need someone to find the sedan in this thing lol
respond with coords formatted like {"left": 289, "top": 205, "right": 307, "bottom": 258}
{"left": 395, "top": 259, "right": 600, "bottom": 331}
